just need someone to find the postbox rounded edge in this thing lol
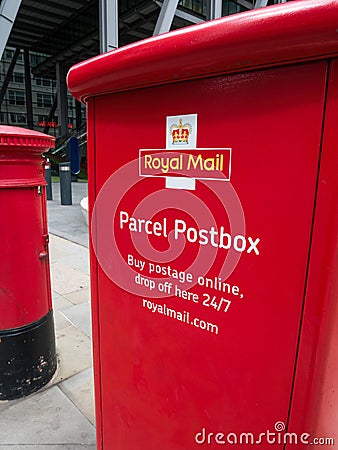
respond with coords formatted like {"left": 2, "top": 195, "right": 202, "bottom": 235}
{"left": 0, "top": 125, "right": 56, "bottom": 152}
{"left": 67, "top": 0, "right": 338, "bottom": 103}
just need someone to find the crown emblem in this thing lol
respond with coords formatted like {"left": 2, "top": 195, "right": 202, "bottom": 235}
{"left": 169, "top": 119, "right": 191, "bottom": 145}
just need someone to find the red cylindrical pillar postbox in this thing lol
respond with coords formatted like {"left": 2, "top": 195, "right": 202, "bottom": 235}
{"left": 0, "top": 126, "right": 57, "bottom": 400}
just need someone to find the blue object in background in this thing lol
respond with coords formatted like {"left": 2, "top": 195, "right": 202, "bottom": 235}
{"left": 69, "top": 137, "right": 80, "bottom": 174}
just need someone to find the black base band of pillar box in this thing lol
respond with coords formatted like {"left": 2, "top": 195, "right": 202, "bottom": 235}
{"left": 0, "top": 310, "right": 57, "bottom": 401}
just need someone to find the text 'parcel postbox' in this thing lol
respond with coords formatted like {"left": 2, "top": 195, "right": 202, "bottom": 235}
{"left": 0, "top": 126, "right": 57, "bottom": 400}
{"left": 68, "top": 1, "right": 338, "bottom": 448}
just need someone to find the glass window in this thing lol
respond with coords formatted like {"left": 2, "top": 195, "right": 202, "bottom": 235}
{"left": 8, "top": 90, "right": 25, "bottom": 106}
{"left": 30, "top": 53, "right": 47, "bottom": 67}
{"left": 5, "top": 49, "right": 14, "bottom": 60}
{"left": 17, "top": 114, "right": 26, "bottom": 124}
{"left": 67, "top": 96, "right": 75, "bottom": 109}
{"left": 30, "top": 54, "right": 37, "bottom": 66}
{"left": 12, "top": 72, "right": 24, "bottom": 83}
{"left": 10, "top": 113, "right": 26, "bottom": 124}
{"left": 42, "top": 78, "right": 51, "bottom": 87}
{"left": 35, "top": 77, "right": 52, "bottom": 87}
{"left": 8, "top": 92, "right": 14, "bottom": 105}
{"left": 16, "top": 91, "right": 25, "bottom": 105}
{"left": 4, "top": 49, "right": 23, "bottom": 62}
{"left": 37, "top": 93, "right": 53, "bottom": 108}
{"left": 180, "top": 0, "right": 205, "bottom": 15}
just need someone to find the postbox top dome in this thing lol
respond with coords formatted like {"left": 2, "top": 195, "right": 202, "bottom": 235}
{"left": 0, "top": 126, "right": 55, "bottom": 151}
{"left": 68, "top": 0, "right": 338, "bottom": 103}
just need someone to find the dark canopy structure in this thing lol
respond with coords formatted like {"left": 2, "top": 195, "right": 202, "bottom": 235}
{"left": 0, "top": 0, "right": 285, "bottom": 144}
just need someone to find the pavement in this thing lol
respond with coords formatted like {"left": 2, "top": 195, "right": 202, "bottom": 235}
{"left": 0, "top": 182, "right": 96, "bottom": 450}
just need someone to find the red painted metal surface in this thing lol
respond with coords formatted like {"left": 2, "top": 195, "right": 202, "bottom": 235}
{"left": 67, "top": 1, "right": 338, "bottom": 448}
{"left": 287, "top": 59, "right": 338, "bottom": 447}
{"left": 68, "top": 0, "right": 338, "bottom": 103}
{"left": 0, "top": 126, "right": 55, "bottom": 328}
{"left": 87, "top": 98, "right": 104, "bottom": 450}
{"left": 90, "top": 62, "right": 331, "bottom": 450}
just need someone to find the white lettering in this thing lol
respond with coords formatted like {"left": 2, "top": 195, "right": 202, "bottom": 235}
{"left": 120, "top": 211, "right": 261, "bottom": 256}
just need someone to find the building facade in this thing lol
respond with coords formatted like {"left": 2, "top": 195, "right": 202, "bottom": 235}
{"left": 0, "top": 47, "right": 79, "bottom": 137}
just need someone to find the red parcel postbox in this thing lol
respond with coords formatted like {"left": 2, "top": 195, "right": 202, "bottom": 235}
{"left": 0, "top": 126, "right": 57, "bottom": 400}
{"left": 68, "top": 1, "right": 338, "bottom": 448}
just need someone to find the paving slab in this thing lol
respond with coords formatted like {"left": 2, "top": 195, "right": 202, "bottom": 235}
{"left": 49, "top": 235, "right": 90, "bottom": 274}
{"left": 54, "top": 326, "right": 93, "bottom": 384}
{"left": 0, "top": 386, "right": 95, "bottom": 446}
{"left": 53, "top": 295, "right": 75, "bottom": 331}
{"left": 51, "top": 262, "right": 90, "bottom": 296}
{"left": 58, "top": 253, "right": 90, "bottom": 276}
{"left": 52, "top": 290, "right": 62, "bottom": 300}
{"left": 59, "top": 368, "right": 96, "bottom": 426}
{"left": 64, "top": 286, "right": 91, "bottom": 305}
{"left": 61, "top": 302, "right": 92, "bottom": 338}
{"left": 49, "top": 234, "right": 78, "bottom": 263}
{"left": 47, "top": 183, "right": 89, "bottom": 248}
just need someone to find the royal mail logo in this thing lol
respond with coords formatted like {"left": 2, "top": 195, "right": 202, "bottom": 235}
{"left": 170, "top": 119, "right": 192, "bottom": 145}
{"left": 142, "top": 114, "right": 232, "bottom": 190}
{"left": 166, "top": 114, "right": 197, "bottom": 150}
{"left": 139, "top": 149, "right": 232, "bottom": 181}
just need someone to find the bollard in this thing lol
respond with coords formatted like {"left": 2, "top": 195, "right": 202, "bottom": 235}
{"left": 59, "top": 161, "right": 72, "bottom": 205}
{"left": 45, "top": 159, "right": 53, "bottom": 200}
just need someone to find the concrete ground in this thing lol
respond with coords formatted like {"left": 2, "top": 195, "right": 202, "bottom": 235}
{"left": 0, "top": 182, "right": 96, "bottom": 449}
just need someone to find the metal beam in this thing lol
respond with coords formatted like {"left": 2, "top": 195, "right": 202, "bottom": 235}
{"left": 254, "top": 0, "right": 269, "bottom": 8}
{"left": 236, "top": 0, "right": 254, "bottom": 9}
{"left": 56, "top": 62, "right": 69, "bottom": 139}
{"left": 41, "top": 0, "right": 80, "bottom": 14}
{"left": 154, "top": 1, "right": 203, "bottom": 25}
{"left": 18, "top": 4, "right": 67, "bottom": 21}
{"left": 175, "top": 9, "right": 205, "bottom": 23}
{"left": 24, "top": 49, "right": 34, "bottom": 129}
{"left": 153, "top": 0, "right": 179, "bottom": 36}
{"left": 99, "top": 0, "right": 118, "bottom": 53}
{"left": 32, "top": 30, "right": 98, "bottom": 76}
{"left": 0, "top": 48, "right": 20, "bottom": 108}
{"left": 207, "top": 0, "right": 223, "bottom": 20}
{"left": 9, "top": 21, "right": 54, "bottom": 35}
{"left": 172, "top": 7, "right": 204, "bottom": 24}
{"left": 0, "top": 0, "right": 22, "bottom": 60}
{"left": 75, "top": 100, "right": 82, "bottom": 129}
{"left": 43, "top": 96, "right": 57, "bottom": 134}
{"left": 17, "top": 13, "right": 57, "bottom": 28}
